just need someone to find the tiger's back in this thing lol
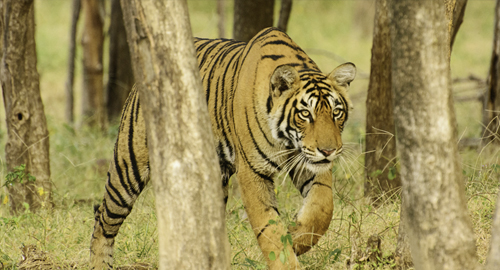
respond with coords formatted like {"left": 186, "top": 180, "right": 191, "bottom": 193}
{"left": 91, "top": 27, "right": 356, "bottom": 270}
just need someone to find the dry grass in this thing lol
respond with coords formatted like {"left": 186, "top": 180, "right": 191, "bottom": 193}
{"left": 0, "top": 0, "right": 499, "bottom": 269}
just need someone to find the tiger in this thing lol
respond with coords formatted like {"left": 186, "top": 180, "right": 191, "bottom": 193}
{"left": 90, "top": 27, "right": 356, "bottom": 269}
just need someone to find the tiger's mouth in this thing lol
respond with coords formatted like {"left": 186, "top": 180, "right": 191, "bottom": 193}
{"left": 302, "top": 147, "right": 342, "bottom": 170}
{"left": 310, "top": 159, "right": 331, "bottom": 164}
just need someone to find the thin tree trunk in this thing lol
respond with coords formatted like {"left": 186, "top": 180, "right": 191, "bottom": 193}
{"left": 65, "top": 0, "right": 81, "bottom": 125}
{"left": 217, "top": 0, "right": 225, "bottom": 38}
{"left": 486, "top": 188, "right": 500, "bottom": 269}
{"left": 390, "top": 1, "right": 479, "bottom": 269}
{"left": 107, "top": 0, "right": 133, "bottom": 123}
{"left": 277, "top": 0, "right": 293, "bottom": 32}
{"left": 120, "top": 0, "right": 230, "bottom": 269}
{"left": 449, "top": 0, "right": 467, "bottom": 50}
{"left": 1, "top": 0, "right": 51, "bottom": 213}
{"left": 233, "top": 0, "right": 274, "bottom": 42}
{"left": 81, "top": 0, "right": 106, "bottom": 130}
{"left": 364, "top": 0, "right": 400, "bottom": 204}
{"left": 483, "top": 0, "right": 500, "bottom": 146}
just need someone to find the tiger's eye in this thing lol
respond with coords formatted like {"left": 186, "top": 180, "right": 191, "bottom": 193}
{"left": 333, "top": 109, "right": 341, "bottom": 116}
{"left": 299, "top": 110, "right": 310, "bottom": 118}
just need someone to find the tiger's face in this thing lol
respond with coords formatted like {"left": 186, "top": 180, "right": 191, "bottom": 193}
{"left": 269, "top": 63, "right": 356, "bottom": 173}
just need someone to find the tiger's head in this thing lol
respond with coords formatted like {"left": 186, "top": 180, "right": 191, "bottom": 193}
{"left": 268, "top": 63, "right": 356, "bottom": 173}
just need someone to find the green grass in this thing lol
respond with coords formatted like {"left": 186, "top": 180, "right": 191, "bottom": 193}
{"left": 0, "top": 0, "right": 499, "bottom": 269}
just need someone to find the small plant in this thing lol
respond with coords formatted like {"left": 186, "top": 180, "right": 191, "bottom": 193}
{"left": 3, "top": 164, "right": 36, "bottom": 187}
{"left": 268, "top": 219, "right": 294, "bottom": 265}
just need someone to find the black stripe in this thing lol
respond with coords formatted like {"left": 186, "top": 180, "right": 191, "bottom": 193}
{"left": 104, "top": 202, "right": 127, "bottom": 220}
{"left": 296, "top": 54, "right": 305, "bottom": 61}
{"left": 218, "top": 47, "right": 243, "bottom": 153}
{"left": 312, "top": 182, "right": 331, "bottom": 189}
{"left": 118, "top": 87, "right": 137, "bottom": 127}
{"left": 113, "top": 156, "right": 133, "bottom": 198}
{"left": 98, "top": 218, "right": 118, "bottom": 238}
{"left": 245, "top": 109, "right": 279, "bottom": 169}
{"left": 239, "top": 147, "right": 274, "bottom": 184}
{"left": 252, "top": 95, "right": 274, "bottom": 147}
{"left": 254, "top": 110, "right": 274, "bottom": 147}
{"left": 127, "top": 97, "right": 144, "bottom": 194}
{"left": 338, "top": 95, "right": 349, "bottom": 121}
{"left": 276, "top": 97, "right": 291, "bottom": 129}
{"left": 272, "top": 206, "right": 280, "bottom": 216}
{"left": 197, "top": 39, "right": 223, "bottom": 68}
{"left": 122, "top": 159, "right": 139, "bottom": 195}
{"left": 300, "top": 176, "right": 315, "bottom": 195}
{"left": 134, "top": 101, "right": 140, "bottom": 124}
{"left": 300, "top": 99, "right": 308, "bottom": 107}
{"left": 262, "top": 40, "right": 296, "bottom": 51}
{"left": 238, "top": 27, "right": 277, "bottom": 69}
{"left": 284, "top": 100, "right": 297, "bottom": 135}
{"left": 302, "top": 79, "right": 314, "bottom": 90}
{"left": 257, "top": 223, "right": 270, "bottom": 239}
{"left": 266, "top": 96, "right": 273, "bottom": 114}
{"left": 105, "top": 183, "right": 129, "bottom": 210}
{"left": 304, "top": 182, "right": 332, "bottom": 198}
{"left": 261, "top": 54, "right": 285, "bottom": 61}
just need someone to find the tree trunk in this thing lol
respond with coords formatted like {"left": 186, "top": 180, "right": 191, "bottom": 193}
{"left": 394, "top": 196, "right": 413, "bottom": 270}
{"left": 448, "top": 0, "right": 467, "bottom": 50}
{"left": 65, "top": 0, "right": 81, "bottom": 125}
{"left": 217, "top": 0, "right": 225, "bottom": 38}
{"left": 106, "top": 0, "right": 133, "bottom": 123}
{"left": 389, "top": 1, "right": 480, "bottom": 269}
{"left": 483, "top": 0, "right": 500, "bottom": 146}
{"left": 81, "top": 0, "right": 106, "bottom": 129}
{"left": 364, "top": 0, "right": 400, "bottom": 203}
{"left": 486, "top": 188, "right": 500, "bottom": 269}
{"left": 233, "top": 0, "right": 274, "bottom": 42}
{"left": 120, "top": 0, "right": 230, "bottom": 269}
{"left": 393, "top": 1, "right": 468, "bottom": 268}
{"left": 1, "top": 0, "right": 51, "bottom": 213}
{"left": 277, "top": 0, "right": 293, "bottom": 32}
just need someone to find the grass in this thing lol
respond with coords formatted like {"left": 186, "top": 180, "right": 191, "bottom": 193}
{"left": 0, "top": 0, "right": 499, "bottom": 269}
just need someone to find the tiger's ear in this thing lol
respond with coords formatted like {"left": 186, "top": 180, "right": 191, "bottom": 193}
{"left": 328, "top": 62, "right": 356, "bottom": 87}
{"left": 270, "top": 65, "right": 300, "bottom": 98}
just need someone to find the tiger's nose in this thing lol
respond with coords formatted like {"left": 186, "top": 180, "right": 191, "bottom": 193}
{"left": 319, "top": 148, "right": 335, "bottom": 157}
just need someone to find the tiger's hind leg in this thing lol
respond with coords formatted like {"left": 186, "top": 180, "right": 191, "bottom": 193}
{"left": 90, "top": 89, "right": 150, "bottom": 269}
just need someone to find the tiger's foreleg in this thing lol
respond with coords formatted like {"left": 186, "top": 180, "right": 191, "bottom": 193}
{"left": 237, "top": 165, "right": 301, "bottom": 269}
{"left": 289, "top": 171, "right": 333, "bottom": 255}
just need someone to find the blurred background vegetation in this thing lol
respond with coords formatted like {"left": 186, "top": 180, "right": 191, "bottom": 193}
{"left": 0, "top": 0, "right": 498, "bottom": 269}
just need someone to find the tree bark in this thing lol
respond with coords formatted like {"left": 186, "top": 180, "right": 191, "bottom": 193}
{"left": 277, "top": 0, "right": 293, "bottom": 32}
{"left": 483, "top": 0, "right": 500, "bottom": 146}
{"left": 394, "top": 196, "right": 413, "bottom": 270}
{"left": 81, "top": 0, "right": 106, "bottom": 129}
{"left": 120, "top": 0, "right": 230, "bottom": 269}
{"left": 217, "top": 0, "right": 225, "bottom": 38}
{"left": 390, "top": 1, "right": 480, "bottom": 269}
{"left": 233, "top": 0, "right": 274, "bottom": 42}
{"left": 65, "top": 0, "right": 81, "bottom": 125}
{"left": 106, "top": 0, "right": 133, "bottom": 123}
{"left": 486, "top": 188, "right": 500, "bottom": 269}
{"left": 448, "top": 0, "right": 467, "bottom": 50}
{"left": 364, "top": 0, "right": 400, "bottom": 203}
{"left": 1, "top": 0, "right": 51, "bottom": 213}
